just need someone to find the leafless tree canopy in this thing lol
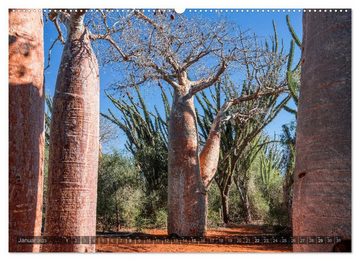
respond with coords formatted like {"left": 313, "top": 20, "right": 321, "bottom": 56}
{"left": 48, "top": 10, "right": 289, "bottom": 104}
{"left": 87, "top": 11, "right": 256, "bottom": 94}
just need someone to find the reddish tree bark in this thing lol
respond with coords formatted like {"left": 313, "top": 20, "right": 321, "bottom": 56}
{"left": 9, "top": 9, "right": 44, "bottom": 252}
{"left": 168, "top": 85, "right": 207, "bottom": 237}
{"left": 42, "top": 12, "right": 100, "bottom": 252}
{"left": 200, "top": 112, "right": 222, "bottom": 188}
{"left": 292, "top": 11, "right": 351, "bottom": 252}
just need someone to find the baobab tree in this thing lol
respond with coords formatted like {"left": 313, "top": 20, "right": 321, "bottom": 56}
{"left": 292, "top": 10, "right": 351, "bottom": 251}
{"left": 9, "top": 9, "right": 44, "bottom": 252}
{"left": 91, "top": 10, "right": 287, "bottom": 236}
{"left": 42, "top": 10, "right": 100, "bottom": 252}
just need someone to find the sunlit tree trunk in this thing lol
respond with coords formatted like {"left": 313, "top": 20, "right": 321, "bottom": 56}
{"left": 9, "top": 9, "right": 44, "bottom": 252}
{"left": 42, "top": 12, "right": 100, "bottom": 252}
{"left": 168, "top": 85, "right": 207, "bottom": 237}
{"left": 292, "top": 10, "right": 351, "bottom": 252}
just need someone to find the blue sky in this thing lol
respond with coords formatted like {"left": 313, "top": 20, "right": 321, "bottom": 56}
{"left": 43, "top": 9, "right": 302, "bottom": 153}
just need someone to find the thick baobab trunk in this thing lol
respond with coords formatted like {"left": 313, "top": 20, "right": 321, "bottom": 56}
{"left": 42, "top": 13, "right": 100, "bottom": 252}
{"left": 292, "top": 11, "right": 351, "bottom": 252}
{"left": 168, "top": 86, "right": 206, "bottom": 237}
{"left": 9, "top": 9, "right": 44, "bottom": 252}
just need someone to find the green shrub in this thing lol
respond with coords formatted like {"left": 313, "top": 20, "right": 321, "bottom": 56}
{"left": 96, "top": 151, "right": 144, "bottom": 231}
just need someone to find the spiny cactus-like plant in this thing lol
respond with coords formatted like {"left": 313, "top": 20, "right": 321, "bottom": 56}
{"left": 284, "top": 15, "right": 301, "bottom": 116}
{"left": 259, "top": 143, "right": 282, "bottom": 191}
{"left": 281, "top": 15, "right": 302, "bottom": 226}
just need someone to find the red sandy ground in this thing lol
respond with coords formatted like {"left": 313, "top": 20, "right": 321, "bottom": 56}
{"left": 96, "top": 225, "right": 292, "bottom": 252}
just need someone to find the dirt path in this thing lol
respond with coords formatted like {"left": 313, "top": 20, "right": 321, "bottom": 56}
{"left": 96, "top": 225, "right": 292, "bottom": 252}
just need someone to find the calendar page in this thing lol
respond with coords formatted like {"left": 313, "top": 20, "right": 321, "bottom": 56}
{"left": 6, "top": 1, "right": 352, "bottom": 254}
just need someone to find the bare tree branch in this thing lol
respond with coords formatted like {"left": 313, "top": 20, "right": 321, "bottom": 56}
{"left": 45, "top": 38, "right": 61, "bottom": 71}
{"left": 133, "top": 10, "right": 180, "bottom": 71}
{"left": 182, "top": 49, "right": 214, "bottom": 71}
{"left": 188, "top": 60, "right": 227, "bottom": 96}
{"left": 45, "top": 11, "right": 67, "bottom": 70}
{"left": 133, "top": 10, "right": 159, "bottom": 28}
{"left": 223, "top": 86, "right": 288, "bottom": 115}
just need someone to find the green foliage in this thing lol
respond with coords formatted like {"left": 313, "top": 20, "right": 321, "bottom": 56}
{"left": 280, "top": 122, "right": 296, "bottom": 175}
{"left": 96, "top": 152, "right": 143, "bottom": 231}
{"left": 257, "top": 143, "right": 287, "bottom": 225}
{"left": 240, "top": 141, "right": 287, "bottom": 226}
{"left": 232, "top": 135, "right": 268, "bottom": 223}
{"left": 259, "top": 147, "right": 280, "bottom": 190}
{"left": 207, "top": 182, "right": 222, "bottom": 227}
{"left": 154, "top": 209, "right": 168, "bottom": 229}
